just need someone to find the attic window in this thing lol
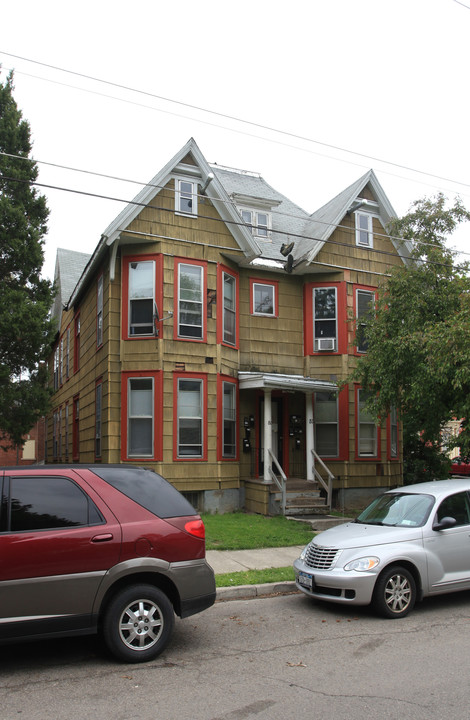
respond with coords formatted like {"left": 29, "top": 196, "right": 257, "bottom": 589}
{"left": 355, "top": 212, "right": 373, "bottom": 248}
{"left": 240, "top": 208, "right": 271, "bottom": 239}
{"left": 175, "top": 178, "right": 198, "bottom": 216}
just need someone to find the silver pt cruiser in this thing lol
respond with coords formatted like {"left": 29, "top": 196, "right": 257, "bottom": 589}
{"left": 294, "top": 479, "right": 470, "bottom": 618}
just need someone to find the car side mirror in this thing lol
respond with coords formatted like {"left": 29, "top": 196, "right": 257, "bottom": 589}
{"left": 433, "top": 516, "right": 457, "bottom": 531}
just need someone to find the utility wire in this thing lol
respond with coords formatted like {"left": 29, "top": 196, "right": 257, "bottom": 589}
{"left": 1, "top": 149, "right": 468, "bottom": 256}
{"left": 0, "top": 172, "right": 464, "bottom": 271}
{"left": 1, "top": 50, "right": 469, "bottom": 193}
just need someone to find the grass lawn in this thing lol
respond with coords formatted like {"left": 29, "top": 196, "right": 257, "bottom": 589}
{"left": 215, "top": 566, "right": 295, "bottom": 588}
{"left": 201, "top": 512, "right": 314, "bottom": 551}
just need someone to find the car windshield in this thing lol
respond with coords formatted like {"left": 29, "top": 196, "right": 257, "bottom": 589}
{"left": 356, "top": 492, "right": 435, "bottom": 527}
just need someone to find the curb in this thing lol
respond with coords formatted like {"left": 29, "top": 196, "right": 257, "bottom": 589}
{"left": 216, "top": 581, "right": 299, "bottom": 602}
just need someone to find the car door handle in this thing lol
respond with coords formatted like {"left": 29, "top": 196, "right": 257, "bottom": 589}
{"left": 91, "top": 533, "right": 114, "bottom": 543}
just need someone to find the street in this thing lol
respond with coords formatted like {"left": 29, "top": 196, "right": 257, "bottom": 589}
{"left": 1, "top": 588, "right": 470, "bottom": 720}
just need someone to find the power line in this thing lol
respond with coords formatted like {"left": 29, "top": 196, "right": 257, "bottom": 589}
{"left": 3, "top": 148, "right": 469, "bottom": 257}
{"left": 1, "top": 50, "right": 470, "bottom": 194}
{"left": 0, "top": 172, "right": 464, "bottom": 271}
{"left": 2, "top": 149, "right": 467, "bottom": 256}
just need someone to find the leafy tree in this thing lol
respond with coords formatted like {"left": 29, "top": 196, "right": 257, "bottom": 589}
{"left": 0, "top": 70, "right": 55, "bottom": 448}
{"left": 350, "top": 194, "right": 470, "bottom": 482}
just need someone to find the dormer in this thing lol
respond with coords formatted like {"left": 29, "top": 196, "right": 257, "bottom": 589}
{"left": 231, "top": 192, "right": 282, "bottom": 241}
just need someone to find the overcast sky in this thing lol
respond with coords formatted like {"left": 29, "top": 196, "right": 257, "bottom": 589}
{"left": 2, "top": 0, "right": 469, "bottom": 280}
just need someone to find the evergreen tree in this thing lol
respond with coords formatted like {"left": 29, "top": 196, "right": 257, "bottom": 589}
{"left": 0, "top": 69, "right": 55, "bottom": 448}
{"left": 350, "top": 194, "right": 470, "bottom": 482}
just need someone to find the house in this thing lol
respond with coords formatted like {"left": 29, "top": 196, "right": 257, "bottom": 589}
{"left": 47, "top": 138, "right": 411, "bottom": 514}
{"left": 0, "top": 418, "right": 46, "bottom": 465}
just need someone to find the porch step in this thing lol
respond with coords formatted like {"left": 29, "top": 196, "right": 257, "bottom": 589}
{"left": 273, "top": 477, "right": 331, "bottom": 516}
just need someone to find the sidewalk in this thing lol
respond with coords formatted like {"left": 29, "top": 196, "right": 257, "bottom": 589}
{"left": 206, "top": 546, "right": 304, "bottom": 602}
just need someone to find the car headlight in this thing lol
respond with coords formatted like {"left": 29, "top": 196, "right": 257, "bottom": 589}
{"left": 299, "top": 544, "right": 310, "bottom": 561}
{"left": 343, "top": 557, "right": 380, "bottom": 572}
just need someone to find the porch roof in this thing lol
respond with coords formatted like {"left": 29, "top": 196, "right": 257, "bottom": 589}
{"left": 238, "top": 372, "right": 337, "bottom": 393}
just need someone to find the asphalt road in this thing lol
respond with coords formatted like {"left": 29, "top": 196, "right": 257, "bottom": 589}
{"left": 1, "top": 589, "right": 470, "bottom": 720}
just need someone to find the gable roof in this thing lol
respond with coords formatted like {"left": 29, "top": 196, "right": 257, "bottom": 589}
{"left": 51, "top": 248, "right": 91, "bottom": 324}
{"left": 293, "top": 170, "right": 412, "bottom": 266}
{"left": 65, "top": 139, "right": 409, "bottom": 308}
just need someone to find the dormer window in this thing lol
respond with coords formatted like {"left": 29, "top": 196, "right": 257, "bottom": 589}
{"left": 355, "top": 211, "right": 373, "bottom": 248}
{"left": 240, "top": 208, "right": 271, "bottom": 238}
{"left": 175, "top": 178, "right": 198, "bottom": 216}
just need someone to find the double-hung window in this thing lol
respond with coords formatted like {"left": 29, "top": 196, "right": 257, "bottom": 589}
{"left": 177, "top": 261, "right": 205, "bottom": 340}
{"left": 176, "top": 178, "right": 198, "bottom": 215}
{"left": 357, "top": 388, "right": 378, "bottom": 457}
{"left": 240, "top": 209, "right": 270, "bottom": 238}
{"left": 223, "top": 272, "right": 236, "bottom": 345}
{"left": 314, "top": 392, "right": 338, "bottom": 457}
{"left": 127, "top": 377, "right": 154, "bottom": 458}
{"left": 313, "top": 286, "right": 337, "bottom": 352}
{"left": 222, "top": 381, "right": 237, "bottom": 458}
{"left": 176, "top": 376, "right": 205, "bottom": 459}
{"left": 128, "top": 260, "right": 155, "bottom": 336}
{"left": 356, "top": 288, "right": 375, "bottom": 353}
{"left": 355, "top": 212, "right": 373, "bottom": 248}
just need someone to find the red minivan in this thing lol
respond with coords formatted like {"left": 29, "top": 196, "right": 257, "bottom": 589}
{"left": 0, "top": 465, "right": 216, "bottom": 662}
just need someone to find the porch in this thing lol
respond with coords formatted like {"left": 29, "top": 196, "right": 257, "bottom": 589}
{"left": 238, "top": 372, "right": 338, "bottom": 517}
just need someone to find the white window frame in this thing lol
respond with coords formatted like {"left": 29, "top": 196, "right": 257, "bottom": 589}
{"left": 175, "top": 177, "right": 198, "bottom": 216}
{"left": 313, "top": 286, "right": 337, "bottom": 352}
{"left": 127, "top": 377, "right": 154, "bottom": 458}
{"left": 252, "top": 282, "right": 276, "bottom": 316}
{"left": 240, "top": 208, "right": 271, "bottom": 239}
{"left": 355, "top": 211, "right": 373, "bottom": 248}
{"left": 177, "top": 263, "right": 204, "bottom": 340}
{"left": 177, "top": 378, "right": 203, "bottom": 458}
{"left": 356, "top": 288, "right": 375, "bottom": 353}
{"left": 128, "top": 260, "right": 155, "bottom": 337}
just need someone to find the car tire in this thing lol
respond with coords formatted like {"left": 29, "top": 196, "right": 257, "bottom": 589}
{"left": 103, "top": 584, "right": 175, "bottom": 663}
{"left": 373, "top": 566, "right": 416, "bottom": 619}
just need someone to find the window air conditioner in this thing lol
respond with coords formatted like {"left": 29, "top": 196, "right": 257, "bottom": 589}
{"left": 317, "top": 338, "right": 335, "bottom": 351}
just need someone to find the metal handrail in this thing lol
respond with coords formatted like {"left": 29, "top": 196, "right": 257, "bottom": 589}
{"left": 268, "top": 449, "right": 287, "bottom": 515}
{"left": 310, "top": 449, "right": 334, "bottom": 508}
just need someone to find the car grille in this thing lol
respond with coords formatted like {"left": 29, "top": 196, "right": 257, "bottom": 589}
{"left": 304, "top": 544, "right": 341, "bottom": 570}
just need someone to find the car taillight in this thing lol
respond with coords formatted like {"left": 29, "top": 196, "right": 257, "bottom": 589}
{"left": 184, "top": 519, "right": 205, "bottom": 539}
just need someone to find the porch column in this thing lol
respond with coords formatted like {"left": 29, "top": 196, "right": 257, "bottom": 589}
{"left": 305, "top": 391, "right": 314, "bottom": 481}
{"left": 263, "top": 389, "right": 272, "bottom": 483}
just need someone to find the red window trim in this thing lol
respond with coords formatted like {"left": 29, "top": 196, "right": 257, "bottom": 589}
{"left": 217, "top": 374, "right": 239, "bottom": 461}
{"left": 249, "top": 277, "right": 279, "bottom": 317}
{"left": 312, "top": 386, "right": 349, "bottom": 461}
{"left": 217, "top": 264, "right": 239, "bottom": 349}
{"left": 352, "top": 284, "right": 378, "bottom": 356}
{"left": 122, "top": 254, "right": 163, "bottom": 341}
{"left": 354, "top": 385, "right": 381, "bottom": 461}
{"left": 173, "top": 372, "right": 208, "bottom": 462}
{"left": 120, "top": 370, "right": 163, "bottom": 462}
{"left": 174, "top": 257, "right": 208, "bottom": 343}
{"left": 303, "top": 281, "right": 347, "bottom": 356}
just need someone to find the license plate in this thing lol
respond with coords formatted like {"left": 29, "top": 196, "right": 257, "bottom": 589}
{"left": 298, "top": 571, "right": 314, "bottom": 590}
